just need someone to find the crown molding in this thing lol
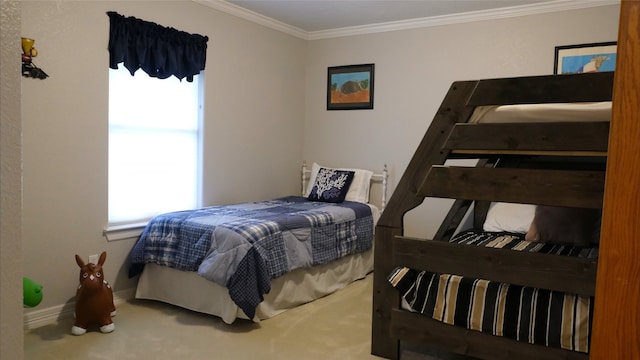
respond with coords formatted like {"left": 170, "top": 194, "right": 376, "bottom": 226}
{"left": 308, "top": 0, "right": 620, "bottom": 40}
{"left": 195, "top": 0, "right": 620, "bottom": 41}
{"left": 194, "top": 0, "right": 308, "bottom": 39}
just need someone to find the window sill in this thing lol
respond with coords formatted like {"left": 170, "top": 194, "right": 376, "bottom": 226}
{"left": 103, "top": 222, "right": 147, "bottom": 242}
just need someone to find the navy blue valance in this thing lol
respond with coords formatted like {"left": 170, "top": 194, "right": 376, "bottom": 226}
{"left": 107, "top": 11, "right": 208, "bottom": 82}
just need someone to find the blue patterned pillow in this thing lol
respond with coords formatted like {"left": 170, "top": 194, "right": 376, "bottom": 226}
{"left": 307, "top": 168, "right": 355, "bottom": 203}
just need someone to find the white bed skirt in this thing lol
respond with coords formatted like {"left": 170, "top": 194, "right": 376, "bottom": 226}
{"left": 135, "top": 248, "right": 373, "bottom": 324}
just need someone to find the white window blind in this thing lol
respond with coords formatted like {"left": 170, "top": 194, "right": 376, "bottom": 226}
{"left": 108, "top": 68, "right": 202, "bottom": 226}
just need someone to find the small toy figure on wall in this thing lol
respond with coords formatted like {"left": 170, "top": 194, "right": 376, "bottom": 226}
{"left": 72, "top": 251, "right": 116, "bottom": 335}
{"left": 22, "top": 37, "right": 48, "bottom": 79}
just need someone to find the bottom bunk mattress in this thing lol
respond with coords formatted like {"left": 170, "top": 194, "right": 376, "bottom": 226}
{"left": 136, "top": 247, "right": 373, "bottom": 324}
{"left": 389, "top": 230, "right": 598, "bottom": 353}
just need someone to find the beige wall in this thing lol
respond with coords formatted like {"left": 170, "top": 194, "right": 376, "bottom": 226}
{"left": 1, "top": 2, "right": 24, "bottom": 358}
{"left": 20, "top": 1, "right": 305, "bottom": 317}
{"left": 12, "top": 0, "right": 620, "bottom": 345}
{"left": 304, "top": 4, "right": 620, "bottom": 239}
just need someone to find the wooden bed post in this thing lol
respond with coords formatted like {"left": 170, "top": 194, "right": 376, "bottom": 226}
{"left": 371, "top": 81, "right": 478, "bottom": 359}
{"left": 591, "top": 1, "right": 640, "bottom": 358}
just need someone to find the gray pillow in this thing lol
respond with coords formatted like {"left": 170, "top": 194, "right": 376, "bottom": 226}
{"left": 525, "top": 206, "right": 601, "bottom": 246}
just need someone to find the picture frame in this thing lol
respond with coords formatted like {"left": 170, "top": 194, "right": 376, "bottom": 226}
{"left": 327, "top": 63, "right": 374, "bottom": 110}
{"left": 554, "top": 42, "right": 617, "bottom": 74}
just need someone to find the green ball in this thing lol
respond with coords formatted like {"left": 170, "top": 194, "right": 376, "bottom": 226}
{"left": 23, "top": 277, "right": 43, "bottom": 308}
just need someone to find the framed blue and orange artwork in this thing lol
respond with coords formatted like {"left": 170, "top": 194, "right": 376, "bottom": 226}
{"left": 554, "top": 42, "right": 617, "bottom": 74}
{"left": 327, "top": 63, "right": 374, "bottom": 110}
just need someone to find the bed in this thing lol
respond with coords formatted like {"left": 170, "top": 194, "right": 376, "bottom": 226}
{"left": 129, "top": 162, "right": 388, "bottom": 324}
{"left": 371, "top": 70, "right": 615, "bottom": 360}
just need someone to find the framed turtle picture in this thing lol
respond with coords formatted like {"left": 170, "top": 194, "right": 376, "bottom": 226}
{"left": 327, "top": 64, "right": 374, "bottom": 110}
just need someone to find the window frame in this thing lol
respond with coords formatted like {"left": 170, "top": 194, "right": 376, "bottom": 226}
{"left": 104, "top": 68, "right": 204, "bottom": 241}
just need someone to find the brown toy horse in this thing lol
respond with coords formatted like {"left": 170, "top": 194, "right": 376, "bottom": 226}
{"left": 72, "top": 251, "right": 116, "bottom": 335}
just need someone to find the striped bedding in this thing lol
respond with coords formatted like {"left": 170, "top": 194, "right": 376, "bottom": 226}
{"left": 388, "top": 230, "right": 598, "bottom": 353}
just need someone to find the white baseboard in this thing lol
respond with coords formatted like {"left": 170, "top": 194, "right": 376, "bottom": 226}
{"left": 24, "top": 288, "right": 136, "bottom": 330}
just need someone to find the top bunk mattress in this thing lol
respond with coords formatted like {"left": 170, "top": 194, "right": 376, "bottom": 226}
{"left": 469, "top": 102, "right": 612, "bottom": 124}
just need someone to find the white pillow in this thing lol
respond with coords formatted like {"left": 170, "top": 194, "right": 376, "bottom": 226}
{"left": 305, "top": 163, "right": 373, "bottom": 203}
{"left": 483, "top": 202, "right": 536, "bottom": 233}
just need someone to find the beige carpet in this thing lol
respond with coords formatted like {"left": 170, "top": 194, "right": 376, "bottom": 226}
{"left": 24, "top": 275, "right": 471, "bottom": 360}
{"left": 25, "top": 275, "right": 379, "bottom": 360}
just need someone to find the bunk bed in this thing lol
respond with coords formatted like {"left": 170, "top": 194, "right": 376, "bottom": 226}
{"left": 371, "top": 69, "right": 615, "bottom": 359}
{"left": 376, "top": 3, "right": 640, "bottom": 351}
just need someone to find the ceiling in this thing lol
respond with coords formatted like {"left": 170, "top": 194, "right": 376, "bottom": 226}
{"left": 225, "top": 0, "right": 555, "bottom": 32}
{"left": 199, "top": 0, "right": 617, "bottom": 39}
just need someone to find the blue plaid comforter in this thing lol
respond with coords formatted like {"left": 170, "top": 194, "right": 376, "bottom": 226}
{"left": 129, "top": 196, "right": 373, "bottom": 319}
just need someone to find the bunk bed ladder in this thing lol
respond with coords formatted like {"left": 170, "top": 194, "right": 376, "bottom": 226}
{"left": 372, "top": 80, "right": 479, "bottom": 359}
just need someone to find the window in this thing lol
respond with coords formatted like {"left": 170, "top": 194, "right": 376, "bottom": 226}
{"left": 108, "top": 68, "right": 203, "bottom": 227}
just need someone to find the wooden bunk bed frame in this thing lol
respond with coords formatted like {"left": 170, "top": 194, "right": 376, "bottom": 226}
{"left": 372, "top": 2, "right": 639, "bottom": 359}
{"left": 372, "top": 71, "right": 610, "bottom": 360}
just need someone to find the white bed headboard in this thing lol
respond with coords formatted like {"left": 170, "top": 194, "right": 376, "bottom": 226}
{"left": 301, "top": 162, "right": 388, "bottom": 211}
